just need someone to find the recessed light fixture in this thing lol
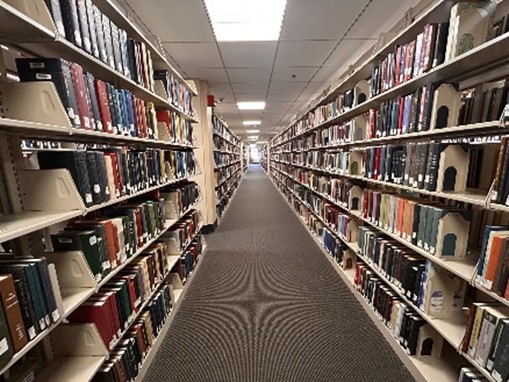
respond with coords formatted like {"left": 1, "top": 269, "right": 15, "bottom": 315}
{"left": 245, "top": 129, "right": 260, "bottom": 134}
{"left": 237, "top": 102, "right": 265, "bottom": 110}
{"left": 243, "top": 121, "right": 261, "bottom": 126}
{"left": 204, "top": 0, "right": 287, "bottom": 42}
{"left": 248, "top": 136, "right": 259, "bottom": 140}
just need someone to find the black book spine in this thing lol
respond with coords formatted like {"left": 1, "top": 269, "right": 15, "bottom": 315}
{"left": 110, "top": 22, "right": 124, "bottom": 74}
{"left": 85, "top": 0, "right": 99, "bottom": 59}
{"left": 33, "top": 258, "right": 59, "bottom": 324}
{"left": 102, "top": 14, "right": 115, "bottom": 68}
{"left": 411, "top": 204, "right": 421, "bottom": 246}
{"left": 85, "top": 72, "right": 102, "bottom": 131}
{"left": 74, "top": 151, "right": 94, "bottom": 206}
{"left": 432, "top": 22, "right": 449, "bottom": 68}
{"left": 59, "top": 0, "right": 82, "bottom": 47}
{"left": 93, "top": 5, "right": 108, "bottom": 64}
{"left": 45, "top": 0, "right": 66, "bottom": 37}
{"left": 62, "top": 59, "right": 81, "bottom": 128}
{"left": 86, "top": 151, "right": 102, "bottom": 204}
{"left": 83, "top": 73, "right": 96, "bottom": 130}
{"left": 95, "top": 152, "right": 110, "bottom": 202}
{"left": 76, "top": 0, "right": 91, "bottom": 53}
{"left": 12, "top": 279, "right": 38, "bottom": 340}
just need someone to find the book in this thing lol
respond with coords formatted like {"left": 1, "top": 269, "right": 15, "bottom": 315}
{"left": 0, "top": 275, "right": 27, "bottom": 353}
{"left": 0, "top": 302, "right": 13, "bottom": 369}
{"left": 45, "top": 0, "right": 66, "bottom": 37}
{"left": 59, "top": 0, "right": 82, "bottom": 48}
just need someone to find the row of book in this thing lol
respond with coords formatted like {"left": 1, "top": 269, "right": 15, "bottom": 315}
{"left": 165, "top": 210, "right": 201, "bottom": 256}
{"left": 161, "top": 181, "right": 200, "bottom": 219}
{"left": 213, "top": 137, "right": 240, "bottom": 155}
{"left": 67, "top": 243, "right": 173, "bottom": 350}
{"left": 92, "top": 282, "right": 172, "bottom": 382}
{"left": 358, "top": 227, "right": 466, "bottom": 318}
{"left": 16, "top": 58, "right": 158, "bottom": 137}
{"left": 48, "top": 0, "right": 155, "bottom": 91}
{"left": 37, "top": 149, "right": 196, "bottom": 207}
{"left": 216, "top": 176, "right": 241, "bottom": 219}
{"left": 213, "top": 151, "right": 239, "bottom": 167}
{"left": 354, "top": 261, "right": 441, "bottom": 358}
{"left": 212, "top": 115, "right": 240, "bottom": 145}
{"left": 156, "top": 110, "right": 194, "bottom": 146}
{"left": 51, "top": 198, "right": 167, "bottom": 283}
{"left": 462, "top": 302, "right": 509, "bottom": 382}
{"left": 459, "top": 367, "right": 489, "bottom": 382}
{"left": 363, "top": 189, "right": 471, "bottom": 259}
{"left": 215, "top": 166, "right": 240, "bottom": 188}
{"left": 0, "top": 258, "right": 60, "bottom": 367}
{"left": 371, "top": 22, "right": 448, "bottom": 97}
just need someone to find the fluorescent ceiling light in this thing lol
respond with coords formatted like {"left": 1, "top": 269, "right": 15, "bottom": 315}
{"left": 248, "top": 136, "right": 259, "bottom": 140}
{"left": 204, "top": 0, "right": 287, "bottom": 42}
{"left": 246, "top": 129, "right": 260, "bottom": 133}
{"left": 243, "top": 121, "right": 261, "bottom": 126}
{"left": 238, "top": 102, "right": 265, "bottom": 110}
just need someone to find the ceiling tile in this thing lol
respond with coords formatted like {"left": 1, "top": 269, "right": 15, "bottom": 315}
{"left": 324, "top": 38, "right": 375, "bottom": 68}
{"left": 280, "top": 0, "right": 371, "bottom": 40}
{"left": 163, "top": 42, "right": 222, "bottom": 68}
{"left": 219, "top": 42, "right": 277, "bottom": 68}
{"left": 271, "top": 66, "right": 319, "bottom": 83}
{"left": 184, "top": 68, "right": 229, "bottom": 83}
{"left": 125, "top": 0, "right": 214, "bottom": 42}
{"left": 275, "top": 40, "right": 337, "bottom": 67}
{"left": 313, "top": 65, "right": 348, "bottom": 83}
{"left": 233, "top": 93, "right": 267, "bottom": 102}
{"left": 227, "top": 68, "right": 272, "bottom": 83}
{"left": 231, "top": 82, "right": 269, "bottom": 94}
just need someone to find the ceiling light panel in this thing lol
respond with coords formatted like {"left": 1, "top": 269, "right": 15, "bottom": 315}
{"left": 237, "top": 101, "right": 265, "bottom": 110}
{"left": 243, "top": 121, "right": 261, "bottom": 126}
{"left": 204, "top": 0, "right": 287, "bottom": 42}
{"left": 246, "top": 129, "right": 260, "bottom": 133}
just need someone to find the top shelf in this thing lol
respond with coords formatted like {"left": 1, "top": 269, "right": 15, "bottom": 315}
{"left": 0, "top": 1, "right": 198, "bottom": 118}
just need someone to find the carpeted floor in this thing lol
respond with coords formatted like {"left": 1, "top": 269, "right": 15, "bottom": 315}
{"left": 142, "top": 165, "right": 416, "bottom": 382}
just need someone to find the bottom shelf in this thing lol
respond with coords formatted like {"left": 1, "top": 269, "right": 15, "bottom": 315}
{"left": 36, "top": 356, "right": 105, "bottom": 382}
{"left": 272, "top": 176, "right": 465, "bottom": 382}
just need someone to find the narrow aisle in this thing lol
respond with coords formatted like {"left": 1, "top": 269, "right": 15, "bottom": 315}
{"left": 143, "top": 165, "right": 415, "bottom": 382}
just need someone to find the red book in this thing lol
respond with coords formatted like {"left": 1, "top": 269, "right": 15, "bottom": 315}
{"left": 88, "top": 293, "right": 119, "bottom": 345}
{"left": 394, "top": 46, "right": 402, "bottom": 87}
{"left": 374, "top": 147, "right": 381, "bottom": 180}
{"left": 105, "top": 152, "right": 122, "bottom": 198}
{"left": 67, "top": 300, "right": 114, "bottom": 349}
{"left": 404, "top": 41, "right": 416, "bottom": 82}
{"left": 70, "top": 63, "right": 92, "bottom": 130}
{"left": 94, "top": 80, "right": 114, "bottom": 133}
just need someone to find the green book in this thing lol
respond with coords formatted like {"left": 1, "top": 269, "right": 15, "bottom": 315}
{"left": 52, "top": 230, "right": 104, "bottom": 282}
{"left": 0, "top": 303, "right": 14, "bottom": 368}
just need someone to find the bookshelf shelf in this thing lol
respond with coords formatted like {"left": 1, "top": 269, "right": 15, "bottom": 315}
{"left": 272, "top": 165, "right": 479, "bottom": 281}
{"left": 214, "top": 160, "right": 241, "bottom": 170}
{"left": 0, "top": 117, "right": 196, "bottom": 149}
{"left": 274, "top": 30, "right": 509, "bottom": 148}
{"left": 273, "top": 120, "right": 509, "bottom": 150}
{"left": 271, "top": 159, "right": 504, "bottom": 212}
{"left": 0, "top": 0, "right": 56, "bottom": 42}
{"left": 213, "top": 131, "right": 240, "bottom": 146}
{"left": 0, "top": 210, "right": 82, "bottom": 244}
{"left": 36, "top": 355, "right": 106, "bottom": 382}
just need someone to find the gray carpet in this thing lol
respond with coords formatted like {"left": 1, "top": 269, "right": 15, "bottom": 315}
{"left": 142, "top": 165, "right": 416, "bottom": 382}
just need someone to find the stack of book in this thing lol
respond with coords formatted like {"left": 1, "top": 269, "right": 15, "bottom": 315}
{"left": 37, "top": 149, "right": 196, "bottom": 207}
{"left": 156, "top": 110, "right": 194, "bottom": 145}
{"left": 154, "top": 70, "right": 194, "bottom": 115}
{"left": 51, "top": 198, "right": 166, "bottom": 282}
{"left": 160, "top": 181, "right": 200, "bottom": 218}
{"left": 461, "top": 303, "right": 509, "bottom": 381}
{"left": 16, "top": 58, "right": 159, "bottom": 136}
{"left": 0, "top": 259, "right": 60, "bottom": 367}
{"left": 93, "top": 283, "right": 172, "bottom": 382}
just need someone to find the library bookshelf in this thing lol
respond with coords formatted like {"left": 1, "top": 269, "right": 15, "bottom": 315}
{"left": 0, "top": 0, "right": 205, "bottom": 381}
{"left": 270, "top": 0, "right": 509, "bottom": 381}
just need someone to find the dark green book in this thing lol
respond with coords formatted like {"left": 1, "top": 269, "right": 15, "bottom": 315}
{"left": 0, "top": 303, "right": 14, "bottom": 368}
{"left": 52, "top": 230, "right": 104, "bottom": 282}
